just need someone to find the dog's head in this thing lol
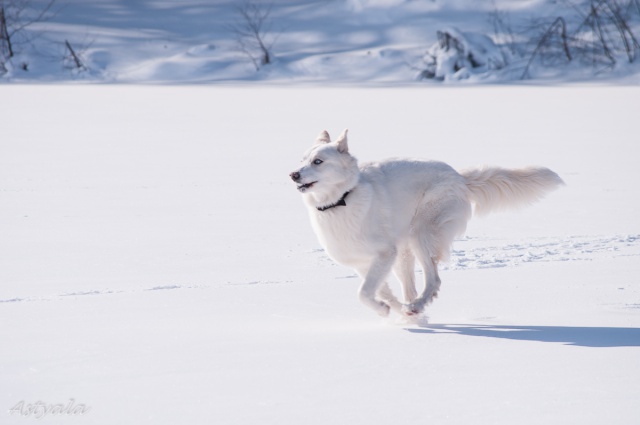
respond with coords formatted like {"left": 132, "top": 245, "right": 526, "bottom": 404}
{"left": 290, "top": 129, "right": 359, "bottom": 203}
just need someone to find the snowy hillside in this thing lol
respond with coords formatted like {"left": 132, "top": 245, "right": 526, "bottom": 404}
{"left": 1, "top": 0, "right": 640, "bottom": 83}
{"left": 2, "top": 86, "right": 639, "bottom": 424}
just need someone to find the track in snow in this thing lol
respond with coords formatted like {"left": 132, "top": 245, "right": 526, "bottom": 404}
{"left": 2, "top": 234, "right": 637, "bottom": 304}
{"left": 445, "top": 234, "right": 640, "bottom": 270}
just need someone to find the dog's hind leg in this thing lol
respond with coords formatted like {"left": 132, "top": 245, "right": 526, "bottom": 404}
{"left": 402, "top": 254, "right": 441, "bottom": 316}
{"left": 402, "top": 234, "right": 442, "bottom": 316}
{"left": 402, "top": 197, "right": 470, "bottom": 316}
{"left": 393, "top": 246, "right": 417, "bottom": 303}
{"left": 357, "top": 249, "right": 397, "bottom": 317}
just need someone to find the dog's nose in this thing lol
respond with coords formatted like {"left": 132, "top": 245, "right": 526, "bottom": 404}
{"left": 290, "top": 171, "right": 301, "bottom": 182}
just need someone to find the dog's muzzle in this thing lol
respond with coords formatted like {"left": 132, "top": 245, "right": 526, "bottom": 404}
{"left": 290, "top": 171, "right": 316, "bottom": 192}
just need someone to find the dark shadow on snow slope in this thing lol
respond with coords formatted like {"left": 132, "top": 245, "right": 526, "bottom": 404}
{"left": 406, "top": 324, "right": 640, "bottom": 348}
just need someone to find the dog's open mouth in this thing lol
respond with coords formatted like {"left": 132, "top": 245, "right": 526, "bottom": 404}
{"left": 297, "top": 181, "right": 317, "bottom": 192}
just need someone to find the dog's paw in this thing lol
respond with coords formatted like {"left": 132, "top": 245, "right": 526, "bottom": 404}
{"left": 376, "top": 301, "right": 391, "bottom": 317}
{"left": 402, "top": 302, "right": 423, "bottom": 317}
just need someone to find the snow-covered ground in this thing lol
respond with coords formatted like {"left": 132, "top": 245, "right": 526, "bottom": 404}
{"left": 2, "top": 0, "right": 640, "bottom": 84}
{"left": 1, "top": 0, "right": 639, "bottom": 423}
{"left": 1, "top": 85, "right": 639, "bottom": 424}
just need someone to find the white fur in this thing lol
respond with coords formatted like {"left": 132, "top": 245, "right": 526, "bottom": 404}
{"left": 290, "top": 129, "right": 564, "bottom": 318}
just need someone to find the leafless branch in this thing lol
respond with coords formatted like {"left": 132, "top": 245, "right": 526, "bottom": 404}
{"left": 522, "top": 17, "right": 572, "bottom": 79}
{"left": 229, "top": 1, "right": 278, "bottom": 70}
{"left": 520, "top": 0, "right": 639, "bottom": 78}
{"left": 489, "top": 2, "right": 519, "bottom": 57}
{"left": 64, "top": 39, "right": 84, "bottom": 70}
{"left": 602, "top": 0, "right": 640, "bottom": 62}
{"left": 0, "top": 0, "right": 55, "bottom": 63}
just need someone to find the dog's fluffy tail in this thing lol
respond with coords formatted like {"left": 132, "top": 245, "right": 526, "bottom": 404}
{"left": 461, "top": 166, "right": 564, "bottom": 216}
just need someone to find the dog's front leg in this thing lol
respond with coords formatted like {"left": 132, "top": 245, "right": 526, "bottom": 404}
{"left": 357, "top": 250, "right": 396, "bottom": 317}
{"left": 376, "top": 282, "right": 403, "bottom": 314}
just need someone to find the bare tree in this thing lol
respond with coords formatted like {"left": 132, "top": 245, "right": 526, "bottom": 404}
{"left": 522, "top": 17, "right": 572, "bottom": 79}
{"left": 519, "top": 0, "right": 640, "bottom": 79}
{"left": 0, "top": 0, "right": 55, "bottom": 72}
{"left": 489, "top": 2, "right": 519, "bottom": 57}
{"left": 229, "top": 2, "right": 278, "bottom": 71}
{"left": 63, "top": 39, "right": 87, "bottom": 72}
{"left": 595, "top": 0, "right": 639, "bottom": 63}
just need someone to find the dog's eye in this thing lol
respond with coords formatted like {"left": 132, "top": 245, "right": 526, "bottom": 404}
{"left": 313, "top": 159, "right": 323, "bottom": 165}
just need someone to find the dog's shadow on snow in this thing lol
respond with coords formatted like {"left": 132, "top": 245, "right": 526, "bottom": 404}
{"left": 406, "top": 324, "right": 640, "bottom": 348}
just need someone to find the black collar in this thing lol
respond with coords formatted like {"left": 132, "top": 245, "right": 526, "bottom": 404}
{"left": 317, "top": 191, "right": 350, "bottom": 212}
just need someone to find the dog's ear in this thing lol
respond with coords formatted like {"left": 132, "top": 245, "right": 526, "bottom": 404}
{"left": 314, "top": 130, "right": 331, "bottom": 145}
{"left": 335, "top": 129, "right": 349, "bottom": 154}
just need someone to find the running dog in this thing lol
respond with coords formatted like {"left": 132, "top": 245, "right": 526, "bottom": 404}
{"left": 290, "top": 129, "right": 563, "bottom": 318}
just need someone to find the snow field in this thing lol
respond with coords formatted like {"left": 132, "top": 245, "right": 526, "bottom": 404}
{"left": 1, "top": 85, "right": 639, "bottom": 424}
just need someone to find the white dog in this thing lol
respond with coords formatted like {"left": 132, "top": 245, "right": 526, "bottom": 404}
{"left": 290, "top": 129, "right": 564, "bottom": 318}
